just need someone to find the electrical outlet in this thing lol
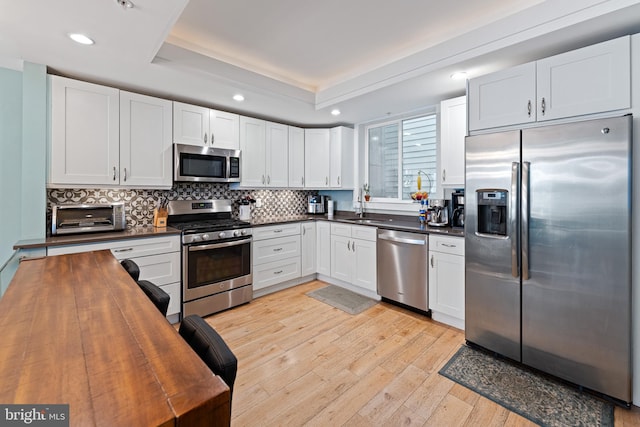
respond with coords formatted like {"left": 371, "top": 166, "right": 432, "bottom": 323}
{"left": 255, "top": 198, "right": 262, "bottom": 208}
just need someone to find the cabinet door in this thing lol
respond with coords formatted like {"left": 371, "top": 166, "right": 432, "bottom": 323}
{"left": 301, "top": 222, "right": 316, "bottom": 276}
{"left": 265, "top": 121, "right": 289, "bottom": 187}
{"left": 331, "top": 235, "right": 352, "bottom": 282}
{"left": 329, "top": 127, "right": 343, "bottom": 188}
{"left": 304, "top": 129, "right": 330, "bottom": 187}
{"left": 120, "top": 91, "right": 173, "bottom": 188}
{"left": 288, "top": 126, "right": 305, "bottom": 188}
{"left": 536, "top": 36, "right": 630, "bottom": 121}
{"left": 173, "top": 102, "right": 209, "bottom": 146}
{"left": 316, "top": 221, "right": 331, "bottom": 276}
{"left": 352, "top": 238, "right": 376, "bottom": 292}
{"left": 49, "top": 76, "right": 120, "bottom": 186}
{"left": 429, "top": 251, "right": 465, "bottom": 321}
{"left": 240, "top": 116, "right": 266, "bottom": 187}
{"left": 468, "top": 62, "right": 536, "bottom": 131}
{"left": 440, "top": 96, "right": 466, "bottom": 187}
{"left": 210, "top": 110, "right": 240, "bottom": 149}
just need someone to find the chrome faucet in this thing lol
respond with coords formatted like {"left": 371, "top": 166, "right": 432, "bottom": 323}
{"left": 356, "top": 188, "right": 365, "bottom": 218}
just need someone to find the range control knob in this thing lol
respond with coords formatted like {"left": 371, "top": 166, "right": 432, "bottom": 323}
{"left": 241, "top": 230, "right": 248, "bottom": 236}
{"left": 191, "top": 235, "right": 202, "bottom": 242}
{"left": 201, "top": 234, "right": 210, "bottom": 241}
{"left": 218, "top": 232, "right": 226, "bottom": 239}
{"left": 233, "top": 230, "right": 241, "bottom": 237}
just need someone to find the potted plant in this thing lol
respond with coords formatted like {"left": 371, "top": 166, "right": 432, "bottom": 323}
{"left": 363, "top": 183, "right": 371, "bottom": 201}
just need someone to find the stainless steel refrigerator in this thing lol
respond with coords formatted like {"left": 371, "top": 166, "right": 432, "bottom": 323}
{"left": 465, "top": 115, "right": 632, "bottom": 403}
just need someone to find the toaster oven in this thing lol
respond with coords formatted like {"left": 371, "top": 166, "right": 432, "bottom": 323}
{"left": 52, "top": 203, "right": 126, "bottom": 235}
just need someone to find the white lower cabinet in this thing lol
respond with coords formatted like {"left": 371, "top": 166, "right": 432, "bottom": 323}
{"left": 46, "top": 235, "right": 181, "bottom": 321}
{"left": 252, "top": 223, "right": 302, "bottom": 291}
{"left": 316, "top": 221, "right": 331, "bottom": 276}
{"left": 301, "top": 222, "right": 316, "bottom": 276}
{"left": 428, "top": 235, "right": 465, "bottom": 329}
{"left": 330, "top": 224, "right": 377, "bottom": 293}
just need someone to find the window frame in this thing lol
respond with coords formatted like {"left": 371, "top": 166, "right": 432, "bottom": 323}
{"left": 364, "top": 112, "right": 438, "bottom": 205}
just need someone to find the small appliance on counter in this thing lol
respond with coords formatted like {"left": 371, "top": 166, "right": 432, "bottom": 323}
{"left": 238, "top": 196, "right": 256, "bottom": 221}
{"left": 51, "top": 202, "right": 126, "bottom": 235}
{"left": 428, "top": 199, "right": 449, "bottom": 227}
{"left": 451, "top": 190, "right": 465, "bottom": 228}
{"left": 307, "top": 195, "right": 327, "bottom": 214}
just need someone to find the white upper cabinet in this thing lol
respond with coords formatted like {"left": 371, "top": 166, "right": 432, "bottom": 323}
{"left": 468, "top": 62, "right": 536, "bottom": 131}
{"left": 304, "top": 128, "right": 331, "bottom": 188}
{"left": 50, "top": 76, "right": 120, "bottom": 186}
{"left": 49, "top": 76, "right": 172, "bottom": 188}
{"left": 439, "top": 96, "right": 466, "bottom": 188}
{"left": 304, "top": 126, "right": 354, "bottom": 189}
{"left": 240, "top": 118, "right": 288, "bottom": 187}
{"left": 120, "top": 91, "right": 173, "bottom": 188}
{"left": 468, "top": 35, "right": 631, "bottom": 131}
{"left": 288, "top": 126, "right": 305, "bottom": 188}
{"left": 265, "top": 121, "right": 289, "bottom": 187}
{"left": 173, "top": 101, "right": 239, "bottom": 149}
{"left": 330, "top": 126, "right": 354, "bottom": 189}
{"left": 536, "top": 36, "right": 630, "bottom": 121}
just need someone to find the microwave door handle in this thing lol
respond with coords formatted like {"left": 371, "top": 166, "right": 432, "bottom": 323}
{"left": 188, "top": 238, "right": 250, "bottom": 252}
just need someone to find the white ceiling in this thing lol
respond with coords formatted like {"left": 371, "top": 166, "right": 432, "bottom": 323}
{"left": 1, "top": 0, "right": 640, "bottom": 126}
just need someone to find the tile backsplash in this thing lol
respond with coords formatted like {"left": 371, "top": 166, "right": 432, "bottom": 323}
{"left": 48, "top": 183, "right": 318, "bottom": 228}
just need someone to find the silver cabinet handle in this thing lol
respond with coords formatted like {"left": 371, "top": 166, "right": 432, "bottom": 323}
{"left": 273, "top": 247, "right": 283, "bottom": 252}
{"left": 347, "top": 241, "right": 351, "bottom": 251}
{"left": 303, "top": 227, "right": 306, "bottom": 235}
{"left": 522, "top": 162, "right": 530, "bottom": 280}
{"left": 274, "top": 270, "right": 283, "bottom": 275}
{"left": 441, "top": 243, "right": 456, "bottom": 248}
{"left": 267, "top": 175, "right": 270, "bottom": 185}
{"left": 326, "top": 177, "right": 328, "bottom": 186}
{"left": 352, "top": 241, "right": 355, "bottom": 252}
{"left": 541, "top": 97, "right": 546, "bottom": 116}
{"left": 527, "top": 100, "right": 532, "bottom": 117}
{"left": 123, "top": 168, "right": 127, "bottom": 182}
{"left": 511, "top": 162, "right": 520, "bottom": 278}
{"left": 114, "top": 247, "right": 133, "bottom": 253}
{"left": 337, "top": 176, "right": 340, "bottom": 186}
{"left": 273, "top": 229, "right": 283, "bottom": 233}
{"left": 211, "top": 132, "right": 215, "bottom": 145}
{"left": 430, "top": 254, "right": 434, "bottom": 268}
{"left": 302, "top": 176, "right": 304, "bottom": 186}
{"left": 442, "top": 169, "right": 446, "bottom": 182}
{"left": 262, "top": 175, "right": 265, "bottom": 185}
{"left": 113, "top": 166, "right": 117, "bottom": 181}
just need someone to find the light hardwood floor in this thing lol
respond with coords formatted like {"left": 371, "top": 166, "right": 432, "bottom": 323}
{"left": 201, "top": 280, "right": 640, "bottom": 426}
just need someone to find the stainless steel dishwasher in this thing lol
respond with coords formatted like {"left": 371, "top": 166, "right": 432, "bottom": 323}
{"left": 377, "top": 229, "right": 429, "bottom": 312}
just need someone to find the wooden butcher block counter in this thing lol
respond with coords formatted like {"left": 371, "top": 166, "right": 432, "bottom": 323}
{"left": 0, "top": 250, "right": 230, "bottom": 426}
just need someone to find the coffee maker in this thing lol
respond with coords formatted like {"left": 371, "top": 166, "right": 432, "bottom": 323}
{"left": 451, "top": 190, "right": 465, "bottom": 228}
{"left": 428, "top": 199, "right": 449, "bottom": 227}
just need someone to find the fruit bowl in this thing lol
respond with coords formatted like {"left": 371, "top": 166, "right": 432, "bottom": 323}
{"left": 411, "top": 191, "right": 429, "bottom": 201}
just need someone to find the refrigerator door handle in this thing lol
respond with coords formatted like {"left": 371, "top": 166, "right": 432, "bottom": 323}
{"left": 511, "top": 162, "right": 520, "bottom": 278}
{"left": 522, "top": 161, "right": 530, "bottom": 280}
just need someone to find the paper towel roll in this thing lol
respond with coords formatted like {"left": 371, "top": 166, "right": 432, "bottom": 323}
{"left": 327, "top": 200, "right": 334, "bottom": 218}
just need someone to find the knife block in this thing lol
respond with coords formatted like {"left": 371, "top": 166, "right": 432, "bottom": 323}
{"left": 153, "top": 208, "right": 168, "bottom": 228}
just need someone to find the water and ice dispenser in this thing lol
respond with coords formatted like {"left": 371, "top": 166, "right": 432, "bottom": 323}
{"left": 477, "top": 190, "right": 507, "bottom": 236}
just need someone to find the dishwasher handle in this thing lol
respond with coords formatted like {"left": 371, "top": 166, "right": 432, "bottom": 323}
{"left": 377, "top": 233, "right": 426, "bottom": 246}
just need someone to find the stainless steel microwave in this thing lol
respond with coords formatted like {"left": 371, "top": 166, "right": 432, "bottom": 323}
{"left": 174, "top": 143, "right": 241, "bottom": 183}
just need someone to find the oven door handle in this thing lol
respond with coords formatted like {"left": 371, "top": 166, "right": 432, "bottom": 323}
{"left": 187, "top": 238, "right": 251, "bottom": 252}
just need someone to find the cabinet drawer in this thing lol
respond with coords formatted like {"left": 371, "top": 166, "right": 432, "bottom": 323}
{"left": 253, "top": 258, "right": 301, "bottom": 290}
{"left": 351, "top": 225, "right": 377, "bottom": 242}
{"left": 47, "top": 235, "right": 180, "bottom": 258}
{"left": 253, "top": 223, "right": 301, "bottom": 240}
{"left": 253, "top": 235, "right": 301, "bottom": 265}
{"left": 159, "top": 282, "right": 181, "bottom": 316}
{"left": 131, "top": 252, "right": 181, "bottom": 286}
{"left": 429, "top": 235, "right": 464, "bottom": 256}
{"left": 330, "top": 223, "right": 352, "bottom": 238}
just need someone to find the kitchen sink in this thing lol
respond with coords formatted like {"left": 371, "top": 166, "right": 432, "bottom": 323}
{"left": 342, "top": 218, "right": 394, "bottom": 225}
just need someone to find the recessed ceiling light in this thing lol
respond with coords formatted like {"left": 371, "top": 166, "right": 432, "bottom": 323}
{"left": 450, "top": 71, "right": 467, "bottom": 80}
{"left": 233, "top": 94, "right": 245, "bottom": 102}
{"left": 115, "top": 0, "right": 134, "bottom": 9}
{"left": 68, "top": 33, "right": 94, "bottom": 45}
{"left": 331, "top": 109, "right": 341, "bottom": 116}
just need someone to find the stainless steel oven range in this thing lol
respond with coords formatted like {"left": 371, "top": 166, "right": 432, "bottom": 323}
{"left": 167, "top": 199, "right": 252, "bottom": 318}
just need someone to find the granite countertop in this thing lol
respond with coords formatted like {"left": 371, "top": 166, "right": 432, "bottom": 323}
{"left": 13, "top": 226, "right": 182, "bottom": 250}
{"left": 251, "top": 211, "right": 464, "bottom": 237}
